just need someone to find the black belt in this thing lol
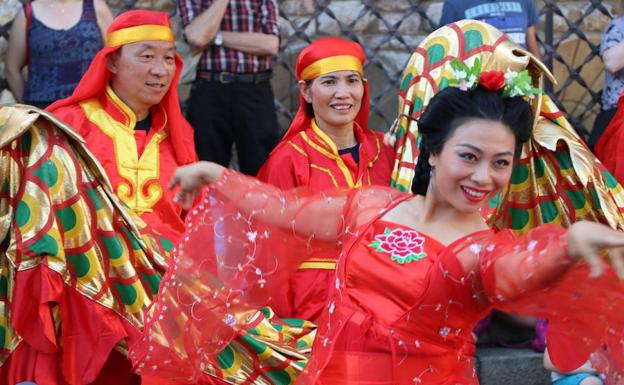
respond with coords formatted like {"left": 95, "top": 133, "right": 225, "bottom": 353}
{"left": 197, "top": 71, "right": 272, "bottom": 84}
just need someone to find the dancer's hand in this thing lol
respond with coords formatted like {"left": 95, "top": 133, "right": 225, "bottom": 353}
{"left": 567, "top": 221, "right": 624, "bottom": 279}
{"left": 169, "top": 161, "right": 226, "bottom": 209}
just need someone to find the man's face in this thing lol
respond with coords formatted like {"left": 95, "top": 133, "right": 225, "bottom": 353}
{"left": 107, "top": 40, "right": 176, "bottom": 116}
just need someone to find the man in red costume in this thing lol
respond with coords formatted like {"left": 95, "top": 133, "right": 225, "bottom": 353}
{"left": 257, "top": 37, "right": 394, "bottom": 322}
{"left": 48, "top": 10, "right": 196, "bottom": 243}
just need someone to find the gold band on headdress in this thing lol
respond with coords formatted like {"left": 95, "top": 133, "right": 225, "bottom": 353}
{"left": 299, "top": 55, "right": 363, "bottom": 80}
{"left": 106, "top": 25, "right": 174, "bottom": 47}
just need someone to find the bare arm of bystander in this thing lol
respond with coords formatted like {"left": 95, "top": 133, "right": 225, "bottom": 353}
{"left": 526, "top": 25, "right": 542, "bottom": 61}
{"left": 602, "top": 40, "right": 624, "bottom": 73}
{"left": 220, "top": 31, "right": 279, "bottom": 56}
{"left": 182, "top": 0, "right": 229, "bottom": 53}
{"left": 94, "top": 0, "right": 113, "bottom": 40}
{"left": 5, "top": 10, "right": 27, "bottom": 101}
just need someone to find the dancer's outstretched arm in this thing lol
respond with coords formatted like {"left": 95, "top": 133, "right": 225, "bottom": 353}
{"left": 480, "top": 221, "right": 624, "bottom": 303}
{"left": 169, "top": 161, "right": 350, "bottom": 242}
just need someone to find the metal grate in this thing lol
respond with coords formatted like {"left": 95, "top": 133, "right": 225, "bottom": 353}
{"left": 541, "top": 0, "right": 614, "bottom": 138}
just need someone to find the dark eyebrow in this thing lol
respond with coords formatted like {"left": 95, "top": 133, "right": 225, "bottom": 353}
{"left": 318, "top": 74, "right": 337, "bottom": 80}
{"left": 455, "top": 143, "right": 513, "bottom": 157}
{"left": 456, "top": 143, "right": 482, "bottom": 153}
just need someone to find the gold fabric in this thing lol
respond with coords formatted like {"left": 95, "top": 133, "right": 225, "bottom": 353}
{"left": 106, "top": 24, "right": 174, "bottom": 47}
{"left": 0, "top": 105, "right": 169, "bottom": 364}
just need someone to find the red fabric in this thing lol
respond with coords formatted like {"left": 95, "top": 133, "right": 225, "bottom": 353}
{"left": 53, "top": 91, "right": 185, "bottom": 241}
{"left": 257, "top": 123, "right": 394, "bottom": 322}
{"left": 258, "top": 123, "right": 393, "bottom": 191}
{"left": 256, "top": 37, "right": 389, "bottom": 322}
{"left": 131, "top": 171, "right": 624, "bottom": 385}
{"left": 47, "top": 10, "right": 196, "bottom": 165}
{"left": 282, "top": 37, "right": 369, "bottom": 142}
{"left": 2, "top": 347, "right": 137, "bottom": 385}
{"left": 596, "top": 93, "right": 624, "bottom": 184}
{"left": 478, "top": 70, "right": 505, "bottom": 91}
{"left": 0, "top": 265, "right": 140, "bottom": 385}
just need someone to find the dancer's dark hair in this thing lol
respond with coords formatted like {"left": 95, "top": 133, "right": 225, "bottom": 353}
{"left": 411, "top": 86, "right": 533, "bottom": 195}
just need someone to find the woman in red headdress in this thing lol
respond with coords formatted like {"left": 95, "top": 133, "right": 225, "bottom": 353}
{"left": 257, "top": 37, "right": 395, "bottom": 322}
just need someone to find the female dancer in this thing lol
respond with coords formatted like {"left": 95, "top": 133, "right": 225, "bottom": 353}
{"left": 257, "top": 37, "right": 394, "bottom": 322}
{"left": 133, "top": 73, "right": 624, "bottom": 385}
{"left": 131, "top": 21, "right": 624, "bottom": 385}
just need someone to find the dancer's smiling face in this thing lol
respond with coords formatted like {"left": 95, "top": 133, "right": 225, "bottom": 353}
{"left": 427, "top": 118, "right": 516, "bottom": 213}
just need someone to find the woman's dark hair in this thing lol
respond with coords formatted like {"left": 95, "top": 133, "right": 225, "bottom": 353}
{"left": 302, "top": 80, "right": 315, "bottom": 117}
{"left": 411, "top": 85, "right": 533, "bottom": 195}
{"left": 303, "top": 101, "right": 315, "bottom": 117}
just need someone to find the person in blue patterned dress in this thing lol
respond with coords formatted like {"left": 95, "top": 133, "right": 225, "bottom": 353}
{"left": 5, "top": 0, "right": 113, "bottom": 108}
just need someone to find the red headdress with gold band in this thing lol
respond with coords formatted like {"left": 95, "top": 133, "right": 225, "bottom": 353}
{"left": 281, "top": 37, "right": 369, "bottom": 141}
{"left": 47, "top": 10, "right": 196, "bottom": 164}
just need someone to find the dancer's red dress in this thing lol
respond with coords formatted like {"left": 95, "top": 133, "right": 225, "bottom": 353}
{"left": 132, "top": 170, "right": 624, "bottom": 385}
{"left": 596, "top": 94, "right": 624, "bottom": 184}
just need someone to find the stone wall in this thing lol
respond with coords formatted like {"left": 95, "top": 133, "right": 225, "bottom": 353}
{"left": 0, "top": 0, "right": 20, "bottom": 104}
{"left": 0, "top": 0, "right": 621, "bottom": 134}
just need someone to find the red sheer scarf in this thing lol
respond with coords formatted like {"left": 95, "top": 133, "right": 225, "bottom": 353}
{"left": 130, "top": 171, "right": 624, "bottom": 384}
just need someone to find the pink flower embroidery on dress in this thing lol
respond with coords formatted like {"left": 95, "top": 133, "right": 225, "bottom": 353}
{"left": 369, "top": 227, "right": 427, "bottom": 264}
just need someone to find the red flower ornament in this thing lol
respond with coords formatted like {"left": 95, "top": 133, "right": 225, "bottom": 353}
{"left": 369, "top": 227, "right": 428, "bottom": 264}
{"left": 479, "top": 70, "right": 506, "bottom": 91}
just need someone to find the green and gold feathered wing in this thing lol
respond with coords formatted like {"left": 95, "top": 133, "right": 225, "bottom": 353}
{"left": 0, "top": 105, "right": 313, "bottom": 385}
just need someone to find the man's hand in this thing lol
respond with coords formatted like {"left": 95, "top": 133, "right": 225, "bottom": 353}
{"left": 220, "top": 32, "right": 279, "bottom": 56}
{"left": 183, "top": 0, "right": 229, "bottom": 51}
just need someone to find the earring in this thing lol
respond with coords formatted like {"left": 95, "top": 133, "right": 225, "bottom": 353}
{"left": 429, "top": 167, "right": 435, "bottom": 178}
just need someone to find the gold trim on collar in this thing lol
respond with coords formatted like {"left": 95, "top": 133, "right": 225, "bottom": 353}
{"left": 306, "top": 120, "right": 362, "bottom": 188}
{"left": 106, "top": 25, "right": 174, "bottom": 47}
{"left": 105, "top": 85, "right": 136, "bottom": 130}
{"left": 299, "top": 55, "right": 363, "bottom": 81}
{"left": 311, "top": 119, "right": 340, "bottom": 154}
{"left": 80, "top": 98, "right": 169, "bottom": 215}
